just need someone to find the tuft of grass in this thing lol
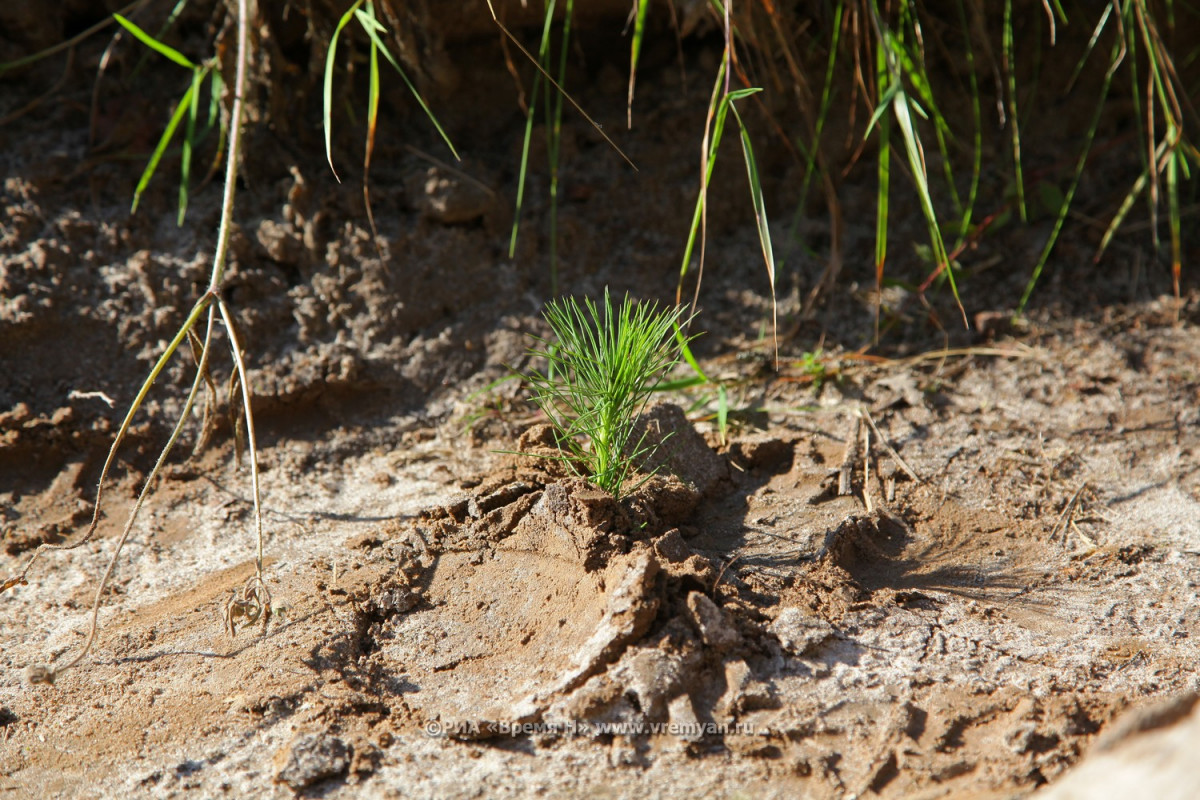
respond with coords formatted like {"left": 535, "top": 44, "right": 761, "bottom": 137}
{"left": 112, "top": 12, "right": 224, "bottom": 225}
{"left": 322, "top": 0, "right": 459, "bottom": 253}
{"left": 672, "top": 5, "right": 778, "bottom": 416}
{"left": 520, "top": 289, "right": 692, "bottom": 500}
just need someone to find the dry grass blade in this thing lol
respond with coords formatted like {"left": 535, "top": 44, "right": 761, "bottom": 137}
{"left": 7, "top": 0, "right": 270, "bottom": 681}
{"left": 483, "top": 0, "right": 636, "bottom": 172}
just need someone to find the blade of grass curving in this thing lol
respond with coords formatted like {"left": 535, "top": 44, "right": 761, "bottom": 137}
{"left": 678, "top": 64, "right": 762, "bottom": 311}
{"left": 177, "top": 65, "right": 204, "bottom": 225}
{"left": 729, "top": 99, "right": 777, "bottom": 365}
{"left": 132, "top": 79, "right": 196, "bottom": 214}
{"left": 1003, "top": 0, "right": 1027, "bottom": 222}
{"left": 892, "top": 89, "right": 965, "bottom": 325}
{"left": 130, "top": 0, "right": 193, "bottom": 78}
{"left": 675, "top": 325, "right": 710, "bottom": 384}
{"left": 881, "top": 21, "right": 961, "bottom": 218}
{"left": 355, "top": 8, "right": 459, "bottom": 160}
{"left": 508, "top": 0, "right": 556, "bottom": 259}
{"left": 113, "top": 13, "right": 195, "bottom": 68}
{"left": 1019, "top": 34, "right": 1121, "bottom": 313}
{"left": 627, "top": 0, "right": 649, "bottom": 128}
{"left": 362, "top": 0, "right": 383, "bottom": 254}
{"left": 323, "top": 0, "right": 363, "bottom": 182}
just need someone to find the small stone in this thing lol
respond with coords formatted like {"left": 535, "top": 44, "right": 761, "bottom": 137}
{"left": 404, "top": 166, "right": 493, "bottom": 224}
{"left": 667, "top": 693, "right": 705, "bottom": 743}
{"left": 686, "top": 592, "right": 740, "bottom": 651}
{"left": 652, "top": 528, "right": 691, "bottom": 563}
{"left": 770, "top": 606, "right": 834, "bottom": 655}
{"left": 274, "top": 732, "right": 351, "bottom": 791}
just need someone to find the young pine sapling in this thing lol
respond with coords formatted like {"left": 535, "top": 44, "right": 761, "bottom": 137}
{"left": 521, "top": 289, "right": 692, "bottom": 500}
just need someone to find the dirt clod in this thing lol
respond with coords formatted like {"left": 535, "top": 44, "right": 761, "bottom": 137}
{"left": 274, "top": 732, "right": 352, "bottom": 791}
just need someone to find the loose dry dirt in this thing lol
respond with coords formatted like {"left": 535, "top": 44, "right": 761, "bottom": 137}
{"left": 2, "top": 2, "right": 1199, "bottom": 798}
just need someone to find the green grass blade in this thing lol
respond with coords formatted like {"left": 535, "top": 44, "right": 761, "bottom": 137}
{"left": 678, "top": 64, "right": 762, "bottom": 309}
{"left": 730, "top": 100, "right": 772, "bottom": 280}
{"left": 130, "top": 0, "right": 193, "bottom": 79}
{"left": 1095, "top": 166, "right": 1150, "bottom": 263}
{"left": 177, "top": 66, "right": 204, "bottom": 225}
{"left": 1167, "top": 138, "right": 1181, "bottom": 296}
{"left": 1003, "top": 0, "right": 1027, "bottom": 222}
{"left": 203, "top": 70, "right": 228, "bottom": 183}
{"left": 675, "top": 326, "right": 710, "bottom": 384}
{"left": 354, "top": 8, "right": 459, "bottom": 160}
{"left": 730, "top": 99, "right": 777, "bottom": 361}
{"left": 132, "top": 80, "right": 196, "bottom": 214}
{"left": 113, "top": 13, "right": 195, "bottom": 69}
{"left": 892, "top": 89, "right": 965, "bottom": 324}
{"left": 953, "top": 0, "right": 983, "bottom": 247}
{"left": 627, "top": 0, "right": 649, "bottom": 128}
{"left": 323, "top": 0, "right": 363, "bottom": 182}
{"left": 875, "top": 110, "right": 890, "bottom": 322}
{"left": 678, "top": 56, "right": 731, "bottom": 301}
{"left": 509, "top": 0, "right": 556, "bottom": 258}
{"left": 716, "top": 384, "right": 728, "bottom": 447}
{"left": 1018, "top": 35, "right": 1121, "bottom": 314}
{"left": 874, "top": 33, "right": 891, "bottom": 335}
{"left": 362, "top": 0, "right": 382, "bottom": 251}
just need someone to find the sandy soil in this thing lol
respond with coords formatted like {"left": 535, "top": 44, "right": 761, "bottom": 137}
{"left": 2, "top": 2, "right": 1199, "bottom": 798}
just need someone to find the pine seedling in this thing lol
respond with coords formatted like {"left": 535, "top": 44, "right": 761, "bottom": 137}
{"left": 522, "top": 290, "right": 692, "bottom": 500}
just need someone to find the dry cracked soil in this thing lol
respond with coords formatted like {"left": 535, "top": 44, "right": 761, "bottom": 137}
{"left": 2, "top": 2, "right": 1200, "bottom": 798}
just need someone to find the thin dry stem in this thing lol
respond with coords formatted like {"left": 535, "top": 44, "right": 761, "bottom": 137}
{"left": 14, "top": 0, "right": 257, "bottom": 682}
{"left": 217, "top": 298, "right": 265, "bottom": 580}
{"left": 27, "top": 307, "right": 217, "bottom": 683}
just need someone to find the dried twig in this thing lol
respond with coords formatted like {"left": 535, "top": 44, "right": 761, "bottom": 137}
{"left": 838, "top": 413, "right": 861, "bottom": 496}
